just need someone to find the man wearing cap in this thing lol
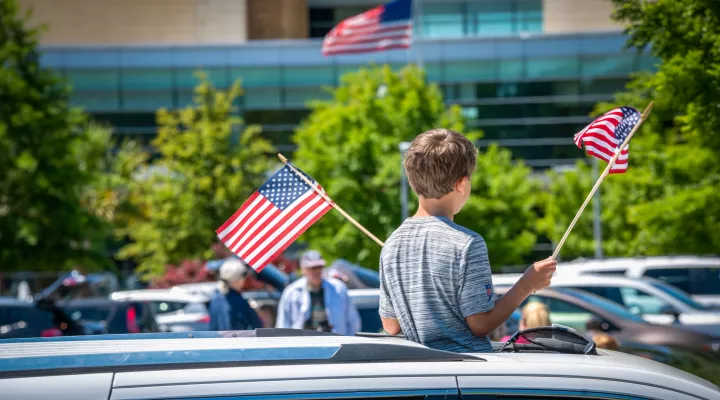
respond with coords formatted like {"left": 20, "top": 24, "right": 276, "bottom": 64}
{"left": 276, "top": 250, "right": 361, "bottom": 335}
{"left": 208, "top": 259, "right": 263, "bottom": 331}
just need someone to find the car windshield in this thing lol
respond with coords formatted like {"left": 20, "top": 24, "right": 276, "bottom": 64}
{"left": 648, "top": 281, "right": 708, "bottom": 310}
{"left": 558, "top": 288, "right": 647, "bottom": 323}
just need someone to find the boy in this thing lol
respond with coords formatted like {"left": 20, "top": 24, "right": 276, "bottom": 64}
{"left": 379, "top": 128, "right": 556, "bottom": 353}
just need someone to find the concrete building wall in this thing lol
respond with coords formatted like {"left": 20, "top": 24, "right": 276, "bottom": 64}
{"left": 19, "top": 0, "right": 248, "bottom": 45}
{"left": 247, "top": 0, "right": 308, "bottom": 40}
{"left": 543, "top": 0, "right": 624, "bottom": 33}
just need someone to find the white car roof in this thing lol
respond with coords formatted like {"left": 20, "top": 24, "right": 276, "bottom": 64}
{"left": 0, "top": 333, "right": 716, "bottom": 397}
{"left": 559, "top": 256, "right": 720, "bottom": 271}
{"left": 110, "top": 289, "right": 209, "bottom": 303}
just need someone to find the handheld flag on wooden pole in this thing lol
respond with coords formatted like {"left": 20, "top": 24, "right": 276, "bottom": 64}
{"left": 216, "top": 155, "right": 384, "bottom": 272}
{"left": 551, "top": 101, "right": 654, "bottom": 260}
{"left": 277, "top": 154, "right": 385, "bottom": 248}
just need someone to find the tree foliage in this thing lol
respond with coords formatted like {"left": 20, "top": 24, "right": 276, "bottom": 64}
{"left": 117, "top": 74, "right": 275, "bottom": 278}
{"left": 294, "top": 65, "right": 538, "bottom": 269}
{"left": 0, "top": 0, "right": 114, "bottom": 271}
{"left": 542, "top": 0, "right": 720, "bottom": 259}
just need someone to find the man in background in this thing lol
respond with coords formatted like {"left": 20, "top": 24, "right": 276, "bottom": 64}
{"left": 276, "top": 250, "right": 361, "bottom": 335}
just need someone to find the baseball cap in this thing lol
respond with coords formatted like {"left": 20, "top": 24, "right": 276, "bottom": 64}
{"left": 300, "top": 250, "right": 326, "bottom": 269}
{"left": 219, "top": 259, "right": 249, "bottom": 282}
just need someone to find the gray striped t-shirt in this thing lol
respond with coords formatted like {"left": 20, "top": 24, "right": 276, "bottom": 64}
{"left": 379, "top": 216, "right": 494, "bottom": 353}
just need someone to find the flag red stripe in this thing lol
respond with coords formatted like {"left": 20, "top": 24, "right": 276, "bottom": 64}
{"left": 582, "top": 132, "right": 620, "bottom": 149}
{"left": 221, "top": 197, "right": 272, "bottom": 250}
{"left": 216, "top": 192, "right": 259, "bottom": 235}
{"left": 326, "top": 31, "right": 411, "bottom": 46}
{"left": 250, "top": 202, "right": 332, "bottom": 272}
{"left": 323, "top": 43, "right": 411, "bottom": 56}
{"left": 586, "top": 148, "right": 612, "bottom": 162}
{"left": 236, "top": 191, "right": 316, "bottom": 257}
{"left": 333, "top": 23, "right": 412, "bottom": 37}
{"left": 245, "top": 195, "right": 329, "bottom": 266}
{"left": 231, "top": 206, "right": 282, "bottom": 254}
{"left": 237, "top": 193, "right": 320, "bottom": 260}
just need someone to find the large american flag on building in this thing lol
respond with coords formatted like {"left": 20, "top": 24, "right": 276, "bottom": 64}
{"left": 216, "top": 165, "right": 332, "bottom": 272}
{"left": 574, "top": 106, "right": 641, "bottom": 174}
{"left": 322, "top": 0, "right": 413, "bottom": 56}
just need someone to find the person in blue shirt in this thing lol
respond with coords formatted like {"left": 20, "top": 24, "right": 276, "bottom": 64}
{"left": 209, "top": 259, "right": 263, "bottom": 331}
{"left": 275, "top": 250, "right": 361, "bottom": 335}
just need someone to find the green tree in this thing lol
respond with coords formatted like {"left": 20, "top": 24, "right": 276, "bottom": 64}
{"left": 542, "top": 0, "right": 720, "bottom": 259}
{"left": 0, "top": 0, "right": 112, "bottom": 271}
{"left": 294, "top": 65, "right": 538, "bottom": 269}
{"left": 117, "top": 73, "right": 275, "bottom": 278}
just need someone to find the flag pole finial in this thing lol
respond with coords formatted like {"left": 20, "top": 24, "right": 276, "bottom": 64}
{"left": 278, "top": 154, "right": 289, "bottom": 164}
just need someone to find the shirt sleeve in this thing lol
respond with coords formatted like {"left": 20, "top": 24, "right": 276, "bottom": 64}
{"left": 458, "top": 236, "right": 495, "bottom": 318}
{"left": 274, "top": 290, "right": 292, "bottom": 328}
{"left": 378, "top": 259, "right": 397, "bottom": 319}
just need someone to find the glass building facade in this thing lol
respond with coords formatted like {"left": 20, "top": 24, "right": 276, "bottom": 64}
{"left": 40, "top": 28, "right": 654, "bottom": 167}
{"left": 310, "top": 0, "right": 543, "bottom": 39}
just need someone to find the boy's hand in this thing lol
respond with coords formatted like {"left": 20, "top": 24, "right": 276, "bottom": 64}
{"left": 518, "top": 257, "right": 557, "bottom": 293}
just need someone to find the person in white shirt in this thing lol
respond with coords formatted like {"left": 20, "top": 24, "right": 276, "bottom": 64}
{"left": 275, "top": 250, "right": 361, "bottom": 335}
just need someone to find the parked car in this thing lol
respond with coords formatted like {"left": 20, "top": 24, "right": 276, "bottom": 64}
{"left": 493, "top": 273, "right": 720, "bottom": 334}
{"left": 494, "top": 286, "right": 720, "bottom": 384}
{"left": 171, "top": 284, "right": 281, "bottom": 329}
{"left": 0, "top": 328, "right": 716, "bottom": 400}
{"left": 325, "top": 259, "right": 380, "bottom": 289}
{"left": 0, "top": 298, "right": 85, "bottom": 339}
{"left": 348, "top": 289, "right": 383, "bottom": 333}
{"left": 58, "top": 298, "right": 159, "bottom": 335}
{"left": 110, "top": 290, "right": 211, "bottom": 332}
{"left": 558, "top": 256, "right": 720, "bottom": 307}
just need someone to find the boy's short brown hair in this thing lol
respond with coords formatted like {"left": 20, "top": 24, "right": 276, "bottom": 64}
{"left": 403, "top": 128, "right": 478, "bottom": 199}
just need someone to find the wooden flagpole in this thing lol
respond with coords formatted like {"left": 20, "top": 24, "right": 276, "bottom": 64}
{"left": 551, "top": 101, "right": 655, "bottom": 260}
{"left": 278, "top": 154, "right": 385, "bottom": 247}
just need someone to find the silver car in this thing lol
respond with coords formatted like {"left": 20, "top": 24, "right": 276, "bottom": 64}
{"left": 0, "top": 329, "right": 717, "bottom": 400}
{"left": 110, "top": 289, "right": 211, "bottom": 332}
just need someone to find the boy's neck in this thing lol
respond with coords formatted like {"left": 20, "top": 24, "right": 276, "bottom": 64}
{"left": 414, "top": 198, "right": 455, "bottom": 221}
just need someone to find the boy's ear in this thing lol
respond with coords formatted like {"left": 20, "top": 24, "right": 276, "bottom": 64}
{"left": 454, "top": 176, "right": 469, "bottom": 193}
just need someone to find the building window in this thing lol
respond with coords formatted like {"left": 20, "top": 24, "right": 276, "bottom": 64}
{"left": 468, "top": 1, "right": 514, "bottom": 36}
{"left": 310, "top": 0, "right": 543, "bottom": 39}
{"left": 424, "top": 0, "right": 543, "bottom": 39}
{"left": 308, "top": 6, "right": 373, "bottom": 38}
{"left": 423, "top": 3, "right": 465, "bottom": 38}
{"left": 309, "top": 7, "right": 335, "bottom": 38}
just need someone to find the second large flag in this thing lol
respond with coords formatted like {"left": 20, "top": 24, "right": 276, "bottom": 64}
{"left": 322, "top": 0, "right": 413, "bottom": 56}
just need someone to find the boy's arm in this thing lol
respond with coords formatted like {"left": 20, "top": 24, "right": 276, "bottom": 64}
{"left": 379, "top": 261, "right": 402, "bottom": 335}
{"left": 459, "top": 237, "right": 556, "bottom": 337}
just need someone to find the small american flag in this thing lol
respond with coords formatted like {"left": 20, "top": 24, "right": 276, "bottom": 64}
{"left": 216, "top": 165, "right": 332, "bottom": 272}
{"left": 322, "top": 0, "right": 413, "bottom": 56}
{"left": 574, "top": 106, "right": 641, "bottom": 174}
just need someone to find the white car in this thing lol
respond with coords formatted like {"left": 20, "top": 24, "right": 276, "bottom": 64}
{"left": 493, "top": 273, "right": 720, "bottom": 335}
{"left": 557, "top": 256, "right": 720, "bottom": 307}
{"left": 110, "top": 289, "right": 210, "bottom": 332}
{"left": 1, "top": 329, "right": 717, "bottom": 400}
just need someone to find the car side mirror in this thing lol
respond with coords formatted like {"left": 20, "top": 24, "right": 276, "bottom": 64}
{"left": 586, "top": 316, "right": 613, "bottom": 332}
